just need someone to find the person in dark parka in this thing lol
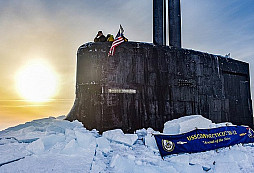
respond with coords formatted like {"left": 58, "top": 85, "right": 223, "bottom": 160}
{"left": 94, "top": 31, "right": 106, "bottom": 42}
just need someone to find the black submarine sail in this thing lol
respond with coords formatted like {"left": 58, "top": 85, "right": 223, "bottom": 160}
{"left": 66, "top": 0, "right": 253, "bottom": 133}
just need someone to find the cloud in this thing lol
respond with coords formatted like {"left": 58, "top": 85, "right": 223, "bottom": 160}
{"left": 0, "top": 0, "right": 253, "bottom": 130}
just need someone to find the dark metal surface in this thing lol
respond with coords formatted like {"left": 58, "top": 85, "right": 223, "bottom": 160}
{"left": 168, "top": 0, "right": 181, "bottom": 48}
{"left": 153, "top": 0, "right": 164, "bottom": 45}
{"left": 66, "top": 42, "right": 253, "bottom": 133}
{"left": 153, "top": 0, "right": 181, "bottom": 48}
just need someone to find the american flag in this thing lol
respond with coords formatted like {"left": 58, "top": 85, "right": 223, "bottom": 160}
{"left": 108, "top": 25, "right": 125, "bottom": 56}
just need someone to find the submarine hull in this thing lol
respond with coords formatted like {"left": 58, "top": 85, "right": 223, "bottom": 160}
{"left": 66, "top": 42, "right": 253, "bottom": 133}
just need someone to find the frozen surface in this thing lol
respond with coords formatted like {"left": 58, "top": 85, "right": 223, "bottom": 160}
{"left": 102, "top": 129, "right": 138, "bottom": 146}
{"left": 0, "top": 115, "right": 254, "bottom": 173}
{"left": 163, "top": 115, "right": 213, "bottom": 134}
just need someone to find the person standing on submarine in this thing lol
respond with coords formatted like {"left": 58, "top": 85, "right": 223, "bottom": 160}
{"left": 94, "top": 31, "right": 106, "bottom": 42}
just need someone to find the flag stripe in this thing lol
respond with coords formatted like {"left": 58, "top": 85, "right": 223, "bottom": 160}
{"left": 108, "top": 37, "right": 124, "bottom": 56}
{"left": 112, "top": 39, "right": 124, "bottom": 46}
{"left": 108, "top": 26, "right": 125, "bottom": 56}
{"left": 112, "top": 38, "right": 124, "bottom": 45}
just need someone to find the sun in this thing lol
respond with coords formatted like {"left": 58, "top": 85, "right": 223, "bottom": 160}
{"left": 16, "top": 60, "right": 58, "bottom": 102}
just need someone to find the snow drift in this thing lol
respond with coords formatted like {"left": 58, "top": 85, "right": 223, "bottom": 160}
{"left": 0, "top": 115, "right": 253, "bottom": 173}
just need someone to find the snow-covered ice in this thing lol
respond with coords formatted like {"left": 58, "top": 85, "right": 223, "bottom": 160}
{"left": 102, "top": 129, "right": 137, "bottom": 146}
{"left": 163, "top": 115, "right": 213, "bottom": 134}
{"left": 0, "top": 115, "right": 254, "bottom": 172}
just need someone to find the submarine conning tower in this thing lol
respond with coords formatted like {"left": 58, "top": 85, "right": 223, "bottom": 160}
{"left": 66, "top": 0, "right": 253, "bottom": 133}
{"left": 66, "top": 42, "right": 253, "bottom": 133}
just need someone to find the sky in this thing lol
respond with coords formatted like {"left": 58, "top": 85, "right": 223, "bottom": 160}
{"left": 0, "top": 0, "right": 254, "bottom": 130}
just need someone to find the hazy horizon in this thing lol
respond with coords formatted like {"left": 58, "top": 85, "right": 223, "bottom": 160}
{"left": 1, "top": 0, "right": 254, "bottom": 130}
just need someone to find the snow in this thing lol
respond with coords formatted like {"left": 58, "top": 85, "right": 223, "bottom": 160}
{"left": 102, "top": 129, "right": 138, "bottom": 146}
{"left": 0, "top": 115, "right": 254, "bottom": 172}
{"left": 163, "top": 115, "right": 213, "bottom": 134}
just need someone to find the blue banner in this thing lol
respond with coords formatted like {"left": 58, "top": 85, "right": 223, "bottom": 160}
{"left": 154, "top": 126, "right": 254, "bottom": 157}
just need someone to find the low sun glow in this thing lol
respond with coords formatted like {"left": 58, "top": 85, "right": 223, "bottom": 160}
{"left": 16, "top": 60, "right": 58, "bottom": 102}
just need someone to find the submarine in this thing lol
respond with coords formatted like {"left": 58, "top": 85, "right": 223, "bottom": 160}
{"left": 66, "top": 0, "right": 253, "bottom": 133}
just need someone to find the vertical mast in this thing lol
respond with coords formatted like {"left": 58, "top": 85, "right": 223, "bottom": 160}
{"left": 168, "top": 0, "right": 181, "bottom": 48}
{"left": 153, "top": 0, "right": 181, "bottom": 48}
{"left": 153, "top": 0, "right": 164, "bottom": 45}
